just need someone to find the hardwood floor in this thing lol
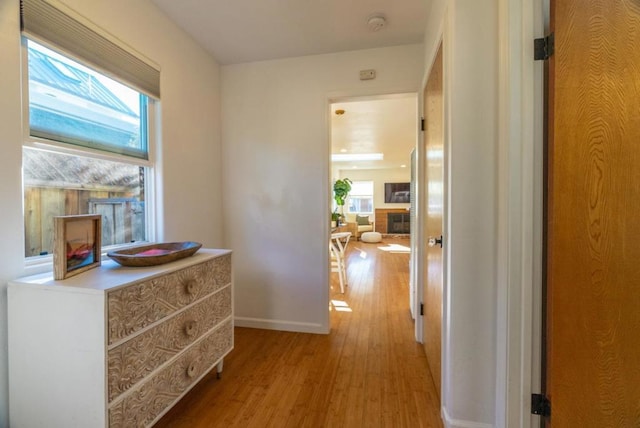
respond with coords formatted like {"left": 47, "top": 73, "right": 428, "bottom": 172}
{"left": 155, "top": 237, "right": 442, "bottom": 427}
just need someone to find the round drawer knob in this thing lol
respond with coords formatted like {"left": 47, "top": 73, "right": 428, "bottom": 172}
{"left": 186, "top": 362, "right": 197, "bottom": 378}
{"left": 184, "top": 320, "right": 197, "bottom": 337}
{"left": 185, "top": 280, "right": 197, "bottom": 295}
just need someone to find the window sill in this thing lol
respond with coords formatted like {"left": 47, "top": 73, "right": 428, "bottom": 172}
{"left": 23, "top": 242, "right": 150, "bottom": 278}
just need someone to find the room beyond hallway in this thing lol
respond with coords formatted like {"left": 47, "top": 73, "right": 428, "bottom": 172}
{"left": 156, "top": 237, "right": 441, "bottom": 427}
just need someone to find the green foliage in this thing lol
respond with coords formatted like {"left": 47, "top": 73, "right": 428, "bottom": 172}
{"left": 333, "top": 178, "right": 352, "bottom": 207}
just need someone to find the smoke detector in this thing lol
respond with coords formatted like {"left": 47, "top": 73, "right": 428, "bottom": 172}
{"left": 367, "top": 14, "right": 387, "bottom": 32}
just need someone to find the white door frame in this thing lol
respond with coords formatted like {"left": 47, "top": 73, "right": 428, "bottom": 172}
{"left": 418, "top": 0, "right": 545, "bottom": 424}
{"left": 495, "top": 0, "right": 544, "bottom": 425}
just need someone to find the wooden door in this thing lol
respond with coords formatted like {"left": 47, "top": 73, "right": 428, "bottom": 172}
{"left": 546, "top": 0, "right": 640, "bottom": 425}
{"left": 423, "top": 43, "right": 443, "bottom": 399}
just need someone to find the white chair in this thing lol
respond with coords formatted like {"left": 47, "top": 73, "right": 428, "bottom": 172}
{"left": 344, "top": 213, "right": 374, "bottom": 240}
{"left": 330, "top": 232, "right": 350, "bottom": 293}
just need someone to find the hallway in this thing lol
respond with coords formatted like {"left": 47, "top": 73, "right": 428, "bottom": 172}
{"left": 156, "top": 237, "right": 442, "bottom": 427}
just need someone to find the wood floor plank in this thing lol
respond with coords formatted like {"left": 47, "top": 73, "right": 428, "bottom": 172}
{"left": 155, "top": 237, "right": 442, "bottom": 428}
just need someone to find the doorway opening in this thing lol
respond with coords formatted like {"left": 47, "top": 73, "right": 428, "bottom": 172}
{"left": 328, "top": 93, "right": 418, "bottom": 328}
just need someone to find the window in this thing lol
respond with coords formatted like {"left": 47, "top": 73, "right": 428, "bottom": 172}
{"left": 22, "top": 39, "right": 155, "bottom": 259}
{"left": 347, "top": 181, "right": 374, "bottom": 214}
{"left": 27, "top": 41, "right": 148, "bottom": 159}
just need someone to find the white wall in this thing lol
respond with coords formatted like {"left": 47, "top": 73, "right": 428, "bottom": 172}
{"left": 0, "top": 1, "right": 223, "bottom": 426}
{"left": 222, "top": 45, "right": 424, "bottom": 333}
{"left": 0, "top": 2, "right": 26, "bottom": 425}
{"left": 422, "top": 0, "right": 499, "bottom": 427}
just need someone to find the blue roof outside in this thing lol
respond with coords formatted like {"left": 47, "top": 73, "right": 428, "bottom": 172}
{"left": 27, "top": 44, "right": 145, "bottom": 157}
{"left": 28, "top": 47, "right": 137, "bottom": 117}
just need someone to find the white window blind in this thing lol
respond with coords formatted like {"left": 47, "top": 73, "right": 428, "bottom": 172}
{"left": 20, "top": 0, "right": 160, "bottom": 99}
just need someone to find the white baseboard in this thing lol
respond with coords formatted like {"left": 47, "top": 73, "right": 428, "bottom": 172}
{"left": 442, "top": 406, "right": 494, "bottom": 428}
{"left": 234, "top": 316, "right": 328, "bottom": 334}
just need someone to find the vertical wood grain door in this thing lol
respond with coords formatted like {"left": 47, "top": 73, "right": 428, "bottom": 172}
{"left": 546, "top": 0, "right": 640, "bottom": 425}
{"left": 423, "top": 42, "right": 443, "bottom": 399}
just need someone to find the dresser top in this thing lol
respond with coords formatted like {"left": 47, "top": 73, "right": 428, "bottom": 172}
{"left": 10, "top": 248, "right": 231, "bottom": 293}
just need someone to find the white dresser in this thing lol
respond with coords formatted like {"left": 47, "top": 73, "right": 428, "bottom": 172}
{"left": 8, "top": 248, "right": 233, "bottom": 428}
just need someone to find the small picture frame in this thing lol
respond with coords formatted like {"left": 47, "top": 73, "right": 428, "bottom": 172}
{"left": 53, "top": 214, "right": 102, "bottom": 280}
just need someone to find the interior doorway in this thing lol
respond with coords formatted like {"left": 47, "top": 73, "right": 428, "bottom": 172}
{"left": 329, "top": 94, "right": 419, "bottom": 321}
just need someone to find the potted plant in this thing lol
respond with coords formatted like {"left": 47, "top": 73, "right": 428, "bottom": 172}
{"left": 331, "top": 211, "right": 341, "bottom": 227}
{"left": 333, "top": 178, "right": 352, "bottom": 224}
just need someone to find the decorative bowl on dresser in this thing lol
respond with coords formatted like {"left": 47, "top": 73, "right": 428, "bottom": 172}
{"left": 8, "top": 248, "right": 233, "bottom": 428}
{"left": 106, "top": 241, "right": 203, "bottom": 267}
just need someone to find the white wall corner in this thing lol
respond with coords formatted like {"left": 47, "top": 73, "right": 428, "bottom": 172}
{"left": 234, "top": 317, "right": 328, "bottom": 335}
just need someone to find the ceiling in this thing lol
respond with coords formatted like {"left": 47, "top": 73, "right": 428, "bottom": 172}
{"left": 331, "top": 95, "right": 417, "bottom": 171}
{"left": 151, "top": 0, "right": 428, "bottom": 65}
{"left": 150, "top": 1, "right": 424, "bottom": 171}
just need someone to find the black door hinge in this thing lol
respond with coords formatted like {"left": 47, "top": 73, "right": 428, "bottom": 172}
{"left": 420, "top": 303, "right": 424, "bottom": 316}
{"left": 420, "top": 117, "right": 425, "bottom": 131}
{"left": 534, "top": 33, "right": 554, "bottom": 60}
{"left": 531, "top": 393, "right": 551, "bottom": 417}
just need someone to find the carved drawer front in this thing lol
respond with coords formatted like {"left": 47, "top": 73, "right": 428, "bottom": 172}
{"left": 109, "top": 320, "right": 233, "bottom": 428}
{"left": 108, "top": 254, "right": 231, "bottom": 344}
{"left": 107, "top": 286, "right": 231, "bottom": 402}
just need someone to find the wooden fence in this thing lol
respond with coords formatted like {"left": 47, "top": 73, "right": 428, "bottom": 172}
{"left": 24, "top": 187, "right": 145, "bottom": 257}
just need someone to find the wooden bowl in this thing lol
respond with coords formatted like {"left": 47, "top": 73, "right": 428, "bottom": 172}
{"left": 107, "top": 241, "right": 202, "bottom": 267}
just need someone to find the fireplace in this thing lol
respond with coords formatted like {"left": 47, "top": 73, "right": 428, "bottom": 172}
{"left": 387, "top": 213, "right": 410, "bottom": 234}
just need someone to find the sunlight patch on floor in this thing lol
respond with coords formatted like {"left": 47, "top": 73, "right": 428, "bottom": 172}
{"left": 377, "top": 244, "right": 411, "bottom": 253}
{"left": 351, "top": 246, "right": 369, "bottom": 258}
{"left": 330, "top": 299, "right": 353, "bottom": 312}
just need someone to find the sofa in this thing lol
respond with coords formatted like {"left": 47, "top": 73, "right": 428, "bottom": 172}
{"left": 344, "top": 213, "right": 374, "bottom": 240}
